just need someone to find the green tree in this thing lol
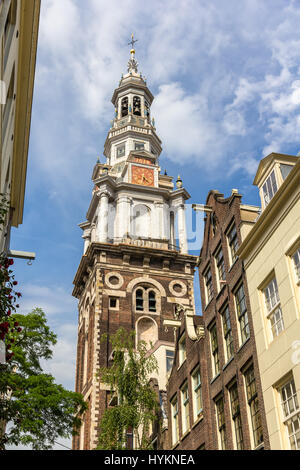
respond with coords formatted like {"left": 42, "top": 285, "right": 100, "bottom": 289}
{"left": 97, "top": 328, "right": 160, "bottom": 450}
{"left": 0, "top": 308, "right": 87, "bottom": 450}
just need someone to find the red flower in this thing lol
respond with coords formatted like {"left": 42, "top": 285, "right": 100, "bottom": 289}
{"left": 17, "top": 327, "right": 22, "bottom": 333}
{"left": 13, "top": 281, "right": 18, "bottom": 286}
{"left": 16, "top": 293, "right": 22, "bottom": 298}
{"left": 14, "top": 322, "right": 19, "bottom": 327}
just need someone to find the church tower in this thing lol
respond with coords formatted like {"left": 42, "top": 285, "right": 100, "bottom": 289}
{"left": 72, "top": 38, "right": 198, "bottom": 450}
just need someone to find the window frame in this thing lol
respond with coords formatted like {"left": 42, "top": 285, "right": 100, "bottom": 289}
{"left": 221, "top": 304, "right": 234, "bottom": 363}
{"left": 227, "top": 222, "right": 239, "bottom": 266}
{"left": 228, "top": 382, "right": 244, "bottom": 450}
{"left": 180, "top": 382, "right": 190, "bottom": 435}
{"left": 178, "top": 333, "right": 186, "bottom": 366}
{"left": 244, "top": 364, "right": 264, "bottom": 449}
{"left": 279, "top": 377, "right": 300, "bottom": 450}
{"left": 262, "top": 169, "right": 278, "bottom": 208}
{"left": 215, "top": 245, "right": 226, "bottom": 291}
{"left": 191, "top": 367, "right": 203, "bottom": 422}
{"left": 234, "top": 282, "right": 250, "bottom": 345}
{"left": 209, "top": 322, "right": 220, "bottom": 377}
{"left": 215, "top": 396, "right": 227, "bottom": 450}
{"left": 171, "top": 395, "right": 179, "bottom": 446}
{"left": 263, "top": 277, "right": 284, "bottom": 340}
{"left": 204, "top": 265, "right": 213, "bottom": 305}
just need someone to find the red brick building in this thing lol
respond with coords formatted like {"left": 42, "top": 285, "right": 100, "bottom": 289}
{"left": 166, "top": 190, "right": 270, "bottom": 450}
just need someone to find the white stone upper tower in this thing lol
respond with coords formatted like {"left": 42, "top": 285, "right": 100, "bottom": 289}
{"left": 80, "top": 36, "right": 191, "bottom": 255}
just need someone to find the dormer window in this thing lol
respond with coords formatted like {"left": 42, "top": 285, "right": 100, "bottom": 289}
{"left": 262, "top": 169, "right": 278, "bottom": 207}
{"left": 121, "top": 97, "right": 128, "bottom": 117}
{"left": 133, "top": 96, "right": 141, "bottom": 116}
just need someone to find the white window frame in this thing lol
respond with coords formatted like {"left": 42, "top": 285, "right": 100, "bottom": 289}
{"left": 191, "top": 367, "right": 203, "bottom": 422}
{"left": 215, "top": 245, "right": 226, "bottom": 291}
{"left": 171, "top": 396, "right": 179, "bottom": 445}
{"left": 178, "top": 334, "right": 186, "bottom": 366}
{"left": 181, "top": 382, "right": 190, "bottom": 435}
{"left": 227, "top": 222, "right": 239, "bottom": 266}
{"left": 264, "top": 277, "right": 284, "bottom": 340}
{"left": 262, "top": 169, "right": 278, "bottom": 208}
{"left": 221, "top": 304, "right": 234, "bottom": 363}
{"left": 204, "top": 265, "right": 213, "bottom": 305}
{"left": 209, "top": 323, "right": 220, "bottom": 378}
{"left": 292, "top": 247, "right": 300, "bottom": 284}
{"left": 279, "top": 378, "right": 300, "bottom": 450}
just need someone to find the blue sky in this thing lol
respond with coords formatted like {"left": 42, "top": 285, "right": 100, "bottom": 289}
{"left": 8, "top": 0, "right": 300, "bottom": 448}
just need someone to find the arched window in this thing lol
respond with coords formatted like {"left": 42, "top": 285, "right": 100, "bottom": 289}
{"left": 133, "top": 96, "right": 141, "bottom": 116}
{"left": 149, "top": 291, "right": 157, "bottom": 312}
{"left": 145, "top": 100, "right": 150, "bottom": 120}
{"left": 136, "top": 289, "right": 144, "bottom": 311}
{"left": 121, "top": 97, "right": 128, "bottom": 117}
{"left": 134, "top": 286, "right": 159, "bottom": 314}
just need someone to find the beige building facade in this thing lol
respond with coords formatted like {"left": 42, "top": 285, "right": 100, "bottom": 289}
{"left": 238, "top": 152, "right": 300, "bottom": 450}
{"left": 0, "top": 0, "right": 40, "bottom": 253}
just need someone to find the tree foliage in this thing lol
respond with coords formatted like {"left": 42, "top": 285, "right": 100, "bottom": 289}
{"left": 0, "top": 308, "right": 87, "bottom": 450}
{"left": 97, "top": 328, "right": 160, "bottom": 450}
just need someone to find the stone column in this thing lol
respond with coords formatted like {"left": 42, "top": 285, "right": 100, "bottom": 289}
{"left": 116, "top": 196, "right": 131, "bottom": 241}
{"left": 82, "top": 229, "right": 91, "bottom": 254}
{"left": 154, "top": 202, "right": 164, "bottom": 239}
{"left": 177, "top": 203, "right": 188, "bottom": 254}
{"left": 97, "top": 191, "right": 109, "bottom": 243}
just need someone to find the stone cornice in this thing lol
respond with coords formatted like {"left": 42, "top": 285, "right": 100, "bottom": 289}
{"left": 72, "top": 242, "right": 197, "bottom": 298}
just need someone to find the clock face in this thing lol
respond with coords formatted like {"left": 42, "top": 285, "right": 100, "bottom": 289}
{"left": 131, "top": 165, "right": 154, "bottom": 186}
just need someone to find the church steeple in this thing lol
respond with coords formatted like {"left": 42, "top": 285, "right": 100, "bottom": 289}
{"left": 72, "top": 39, "right": 198, "bottom": 450}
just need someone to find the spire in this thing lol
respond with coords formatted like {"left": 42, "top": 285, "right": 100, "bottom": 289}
{"left": 127, "top": 33, "right": 139, "bottom": 74}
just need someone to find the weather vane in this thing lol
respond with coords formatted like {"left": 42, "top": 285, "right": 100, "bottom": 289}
{"left": 128, "top": 33, "right": 138, "bottom": 50}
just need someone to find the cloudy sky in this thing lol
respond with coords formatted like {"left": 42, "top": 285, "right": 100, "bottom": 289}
{"left": 9, "top": 0, "right": 300, "bottom": 449}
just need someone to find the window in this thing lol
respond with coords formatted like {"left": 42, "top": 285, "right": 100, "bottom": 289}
{"left": 136, "top": 289, "right": 144, "bottom": 311}
{"left": 179, "top": 334, "right": 186, "bottom": 366}
{"left": 192, "top": 368, "right": 203, "bottom": 421}
{"left": 148, "top": 291, "right": 156, "bottom": 312}
{"left": 215, "top": 396, "right": 227, "bottom": 450}
{"left": 2, "top": 65, "right": 15, "bottom": 140}
{"left": 235, "top": 283, "right": 250, "bottom": 344}
{"left": 181, "top": 383, "right": 190, "bottom": 434}
{"left": 204, "top": 266, "right": 213, "bottom": 305}
{"left": 280, "top": 164, "right": 293, "bottom": 181}
{"left": 215, "top": 246, "right": 226, "bottom": 290}
{"left": 171, "top": 396, "right": 179, "bottom": 445}
{"left": 4, "top": 1, "right": 17, "bottom": 69}
{"left": 292, "top": 248, "right": 300, "bottom": 282}
{"left": 166, "top": 350, "right": 174, "bottom": 373}
{"left": 229, "top": 382, "right": 244, "bottom": 450}
{"left": 210, "top": 323, "right": 220, "bottom": 377}
{"left": 134, "top": 141, "right": 145, "bottom": 151}
{"left": 264, "top": 278, "right": 284, "bottom": 339}
{"left": 221, "top": 305, "right": 234, "bottom": 362}
{"left": 121, "top": 97, "right": 128, "bottom": 117}
{"left": 133, "top": 96, "right": 141, "bottom": 116}
{"left": 262, "top": 169, "right": 278, "bottom": 207}
{"left": 134, "top": 287, "right": 158, "bottom": 313}
{"left": 279, "top": 378, "right": 300, "bottom": 450}
{"left": 227, "top": 223, "right": 239, "bottom": 264}
{"left": 244, "top": 365, "right": 263, "bottom": 448}
{"left": 109, "top": 297, "right": 118, "bottom": 310}
{"left": 116, "top": 144, "right": 125, "bottom": 158}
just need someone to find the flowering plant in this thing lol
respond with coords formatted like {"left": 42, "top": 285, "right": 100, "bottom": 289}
{"left": 0, "top": 255, "right": 22, "bottom": 362}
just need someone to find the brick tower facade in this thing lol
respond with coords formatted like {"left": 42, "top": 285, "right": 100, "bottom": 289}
{"left": 72, "top": 41, "right": 197, "bottom": 450}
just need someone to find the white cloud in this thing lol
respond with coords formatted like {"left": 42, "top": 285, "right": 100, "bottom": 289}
{"left": 19, "top": 284, "right": 76, "bottom": 316}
